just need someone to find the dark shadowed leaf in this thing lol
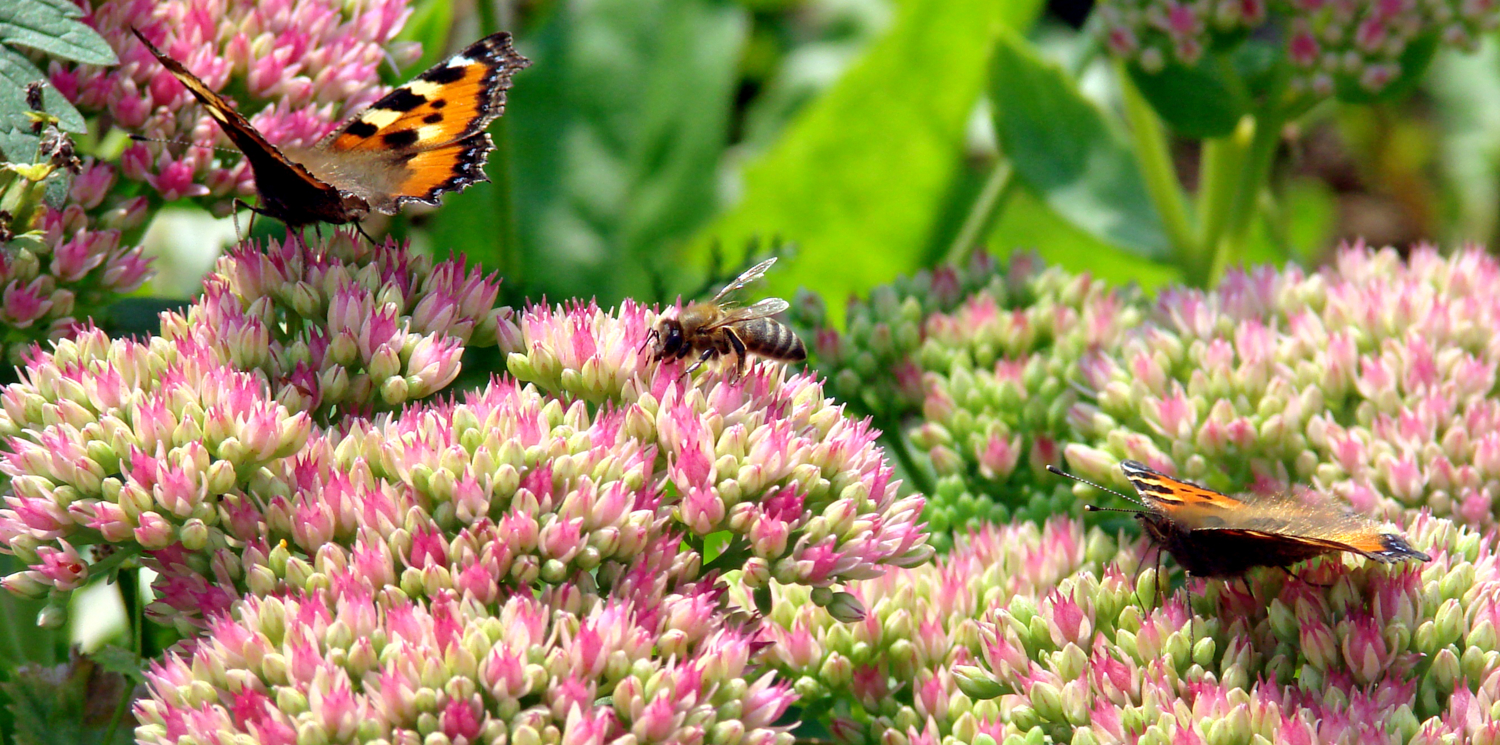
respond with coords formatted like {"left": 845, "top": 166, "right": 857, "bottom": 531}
{"left": 1126, "top": 59, "right": 1248, "bottom": 139}
{"left": 491, "top": 0, "right": 747, "bottom": 304}
{"left": 990, "top": 29, "right": 1167, "bottom": 259}
{"left": 4, "top": 650, "right": 133, "bottom": 745}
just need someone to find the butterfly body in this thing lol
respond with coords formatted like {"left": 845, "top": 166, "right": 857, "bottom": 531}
{"left": 132, "top": 29, "right": 529, "bottom": 230}
{"left": 1118, "top": 460, "right": 1430, "bottom": 577}
{"left": 1050, "top": 460, "right": 1430, "bottom": 580}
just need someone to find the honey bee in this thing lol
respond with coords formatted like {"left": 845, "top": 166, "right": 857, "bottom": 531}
{"left": 648, "top": 257, "right": 807, "bottom": 379}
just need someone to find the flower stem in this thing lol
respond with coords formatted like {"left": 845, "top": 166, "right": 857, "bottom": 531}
{"left": 943, "top": 160, "right": 1015, "bottom": 266}
{"left": 883, "top": 425, "right": 936, "bottom": 497}
{"left": 1192, "top": 117, "right": 1253, "bottom": 285}
{"left": 1117, "top": 61, "right": 1194, "bottom": 261}
{"left": 1210, "top": 108, "right": 1286, "bottom": 280}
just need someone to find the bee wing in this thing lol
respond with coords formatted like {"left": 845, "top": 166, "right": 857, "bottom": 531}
{"left": 711, "top": 258, "right": 779, "bottom": 303}
{"left": 702, "top": 298, "right": 790, "bottom": 330}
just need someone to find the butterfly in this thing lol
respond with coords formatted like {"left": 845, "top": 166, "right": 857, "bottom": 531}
{"left": 1049, "top": 460, "right": 1430, "bottom": 580}
{"left": 130, "top": 28, "right": 529, "bottom": 234}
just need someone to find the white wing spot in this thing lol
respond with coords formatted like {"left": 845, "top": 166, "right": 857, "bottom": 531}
{"left": 358, "top": 109, "right": 401, "bottom": 130}
{"left": 406, "top": 80, "right": 443, "bottom": 98}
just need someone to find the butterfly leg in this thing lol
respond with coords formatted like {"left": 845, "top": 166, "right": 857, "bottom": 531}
{"left": 231, "top": 198, "right": 259, "bottom": 243}
{"left": 1279, "top": 564, "right": 1332, "bottom": 589}
{"left": 1152, "top": 546, "right": 1167, "bottom": 610}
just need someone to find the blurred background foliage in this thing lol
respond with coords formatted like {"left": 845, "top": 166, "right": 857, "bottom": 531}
{"left": 129, "top": 0, "right": 1500, "bottom": 324}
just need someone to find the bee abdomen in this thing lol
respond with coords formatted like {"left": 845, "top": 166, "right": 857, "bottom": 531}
{"left": 739, "top": 318, "right": 806, "bottom": 362}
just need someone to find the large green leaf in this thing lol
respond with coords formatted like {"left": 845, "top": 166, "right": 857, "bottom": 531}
{"left": 483, "top": 0, "right": 747, "bottom": 303}
{"left": 990, "top": 29, "right": 1167, "bottom": 259}
{"left": 0, "top": 0, "right": 110, "bottom": 163}
{"left": 0, "top": 0, "right": 116, "bottom": 65}
{"left": 987, "top": 187, "right": 1179, "bottom": 291}
{"left": 685, "top": 0, "right": 1042, "bottom": 316}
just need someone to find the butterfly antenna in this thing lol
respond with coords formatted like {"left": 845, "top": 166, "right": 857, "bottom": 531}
{"left": 1046, "top": 464, "right": 1146, "bottom": 509}
{"left": 128, "top": 133, "right": 238, "bottom": 155}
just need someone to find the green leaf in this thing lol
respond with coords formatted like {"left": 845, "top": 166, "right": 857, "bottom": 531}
{"left": 83, "top": 646, "right": 146, "bottom": 687}
{"left": 686, "top": 0, "right": 1043, "bottom": 320}
{"left": 1127, "top": 58, "right": 1249, "bottom": 139}
{"left": 393, "top": 0, "right": 453, "bottom": 75}
{"left": 990, "top": 29, "right": 1167, "bottom": 259}
{"left": 987, "top": 187, "right": 1179, "bottom": 291}
{"left": 488, "top": 0, "right": 748, "bottom": 303}
{"left": 3, "top": 651, "right": 133, "bottom": 745}
{"left": 0, "top": 0, "right": 117, "bottom": 65}
{"left": 0, "top": 46, "right": 87, "bottom": 162}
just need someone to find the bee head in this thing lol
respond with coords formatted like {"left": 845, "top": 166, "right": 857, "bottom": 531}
{"left": 645, "top": 315, "right": 687, "bottom": 360}
{"left": 658, "top": 317, "right": 687, "bottom": 358}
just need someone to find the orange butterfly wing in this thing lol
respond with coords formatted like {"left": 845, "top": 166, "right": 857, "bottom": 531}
{"left": 1119, "top": 460, "right": 1429, "bottom": 564}
{"left": 299, "top": 33, "right": 530, "bottom": 214}
{"left": 133, "top": 29, "right": 530, "bottom": 227}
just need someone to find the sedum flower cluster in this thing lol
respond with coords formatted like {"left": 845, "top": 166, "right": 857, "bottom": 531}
{"left": 802, "top": 253, "right": 1147, "bottom": 546}
{"left": 167, "top": 231, "right": 515, "bottom": 420}
{"left": 791, "top": 251, "right": 1016, "bottom": 425}
{"left": 812, "top": 245, "right": 1500, "bottom": 540}
{"left": 1093, "top": 0, "right": 1500, "bottom": 97}
{"left": 1071, "top": 245, "right": 1500, "bottom": 527}
{"left": 764, "top": 510, "right": 1490, "bottom": 745}
{"left": 0, "top": 232, "right": 931, "bottom": 741}
{"left": 52, "top": 0, "right": 419, "bottom": 213}
{"left": 0, "top": 143, "right": 153, "bottom": 368}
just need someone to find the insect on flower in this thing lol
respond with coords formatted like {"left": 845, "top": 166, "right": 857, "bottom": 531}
{"left": 647, "top": 257, "right": 807, "bottom": 380}
{"left": 130, "top": 28, "right": 529, "bottom": 237}
{"left": 1049, "top": 460, "right": 1430, "bottom": 580}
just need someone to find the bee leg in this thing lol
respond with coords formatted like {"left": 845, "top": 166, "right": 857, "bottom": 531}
{"left": 683, "top": 348, "right": 716, "bottom": 377}
{"left": 726, "top": 329, "right": 748, "bottom": 380}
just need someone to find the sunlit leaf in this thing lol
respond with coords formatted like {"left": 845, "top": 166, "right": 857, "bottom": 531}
{"left": 687, "top": 0, "right": 1043, "bottom": 320}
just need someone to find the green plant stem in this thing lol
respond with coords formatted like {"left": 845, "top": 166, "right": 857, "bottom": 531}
{"left": 943, "top": 159, "right": 1015, "bottom": 265}
{"left": 1210, "top": 107, "right": 1285, "bottom": 280}
{"left": 883, "top": 426, "right": 935, "bottom": 497}
{"left": 0, "top": 586, "right": 31, "bottom": 663}
{"left": 476, "top": 0, "right": 522, "bottom": 280}
{"left": 1192, "top": 117, "right": 1253, "bottom": 285}
{"left": 1117, "top": 61, "right": 1194, "bottom": 261}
